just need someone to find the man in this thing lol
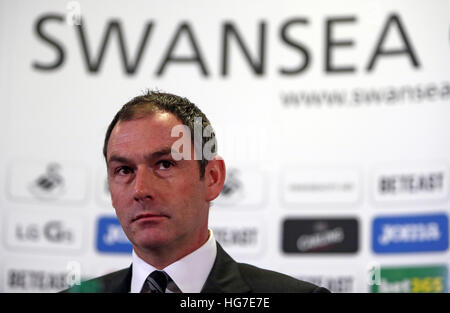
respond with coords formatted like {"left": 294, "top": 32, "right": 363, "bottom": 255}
{"left": 65, "top": 91, "right": 329, "bottom": 293}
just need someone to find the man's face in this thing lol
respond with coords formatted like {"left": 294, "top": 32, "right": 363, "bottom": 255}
{"left": 106, "top": 112, "right": 210, "bottom": 253}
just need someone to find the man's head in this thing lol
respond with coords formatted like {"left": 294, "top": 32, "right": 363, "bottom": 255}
{"left": 103, "top": 91, "right": 217, "bottom": 178}
{"left": 104, "top": 91, "right": 225, "bottom": 267}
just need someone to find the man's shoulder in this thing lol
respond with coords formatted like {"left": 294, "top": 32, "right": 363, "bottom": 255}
{"left": 61, "top": 267, "right": 131, "bottom": 293}
{"left": 207, "top": 242, "right": 330, "bottom": 293}
{"left": 235, "top": 262, "right": 330, "bottom": 293}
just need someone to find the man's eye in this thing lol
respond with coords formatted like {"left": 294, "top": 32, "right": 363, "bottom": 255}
{"left": 115, "top": 166, "right": 133, "bottom": 175}
{"left": 158, "top": 160, "right": 174, "bottom": 170}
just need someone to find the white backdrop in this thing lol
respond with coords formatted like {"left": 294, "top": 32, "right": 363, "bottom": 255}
{"left": 1, "top": 0, "right": 449, "bottom": 292}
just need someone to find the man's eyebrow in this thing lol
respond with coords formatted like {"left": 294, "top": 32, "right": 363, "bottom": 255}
{"left": 145, "top": 147, "right": 173, "bottom": 161}
{"left": 107, "top": 147, "right": 174, "bottom": 165}
{"left": 107, "top": 155, "right": 130, "bottom": 165}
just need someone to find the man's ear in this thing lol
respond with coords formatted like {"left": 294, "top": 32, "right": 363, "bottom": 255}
{"left": 204, "top": 156, "right": 226, "bottom": 202}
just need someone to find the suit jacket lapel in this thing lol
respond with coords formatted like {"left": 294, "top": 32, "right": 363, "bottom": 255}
{"left": 101, "top": 265, "right": 132, "bottom": 293}
{"left": 201, "top": 242, "right": 252, "bottom": 293}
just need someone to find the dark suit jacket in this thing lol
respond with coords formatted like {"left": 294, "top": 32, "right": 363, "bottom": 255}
{"left": 63, "top": 242, "right": 329, "bottom": 293}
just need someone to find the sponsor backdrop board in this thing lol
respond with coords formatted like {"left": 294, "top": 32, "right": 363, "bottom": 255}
{"left": 0, "top": 0, "right": 449, "bottom": 293}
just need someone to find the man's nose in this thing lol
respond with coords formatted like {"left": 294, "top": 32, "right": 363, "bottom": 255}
{"left": 133, "top": 166, "right": 155, "bottom": 201}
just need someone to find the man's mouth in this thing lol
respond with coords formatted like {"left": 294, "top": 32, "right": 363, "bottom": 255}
{"left": 132, "top": 213, "right": 169, "bottom": 222}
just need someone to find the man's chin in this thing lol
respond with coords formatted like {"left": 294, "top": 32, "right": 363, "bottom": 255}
{"left": 133, "top": 234, "right": 171, "bottom": 251}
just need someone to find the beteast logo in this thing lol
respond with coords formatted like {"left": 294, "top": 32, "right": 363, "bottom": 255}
{"left": 370, "top": 265, "right": 448, "bottom": 293}
{"left": 372, "top": 213, "right": 449, "bottom": 253}
{"left": 210, "top": 219, "right": 264, "bottom": 256}
{"left": 7, "top": 268, "right": 69, "bottom": 292}
{"left": 96, "top": 216, "right": 132, "bottom": 253}
{"left": 297, "top": 275, "right": 355, "bottom": 293}
{"left": 378, "top": 172, "right": 444, "bottom": 195}
{"left": 372, "top": 164, "right": 448, "bottom": 203}
{"left": 213, "top": 227, "right": 258, "bottom": 247}
{"left": 4, "top": 261, "right": 81, "bottom": 292}
{"left": 282, "top": 218, "right": 358, "bottom": 254}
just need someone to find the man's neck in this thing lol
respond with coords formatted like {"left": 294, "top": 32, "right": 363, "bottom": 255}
{"left": 133, "top": 231, "right": 210, "bottom": 269}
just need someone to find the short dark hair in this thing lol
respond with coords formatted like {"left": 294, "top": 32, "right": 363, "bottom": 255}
{"left": 103, "top": 90, "right": 217, "bottom": 177}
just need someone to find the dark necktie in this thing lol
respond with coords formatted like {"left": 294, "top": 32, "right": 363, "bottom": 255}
{"left": 140, "top": 270, "right": 169, "bottom": 293}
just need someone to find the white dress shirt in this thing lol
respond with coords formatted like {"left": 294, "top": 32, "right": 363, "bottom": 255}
{"left": 130, "top": 230, "right": 217, "bottom": 293}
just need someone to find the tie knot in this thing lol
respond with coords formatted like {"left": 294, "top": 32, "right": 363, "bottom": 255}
{"left": 141, "top": 270, "right": 169, "bottom": 293}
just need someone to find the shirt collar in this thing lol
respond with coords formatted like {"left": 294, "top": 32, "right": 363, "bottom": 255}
{"left": 131, "top": 230, "right": 217, "bottom": 293}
